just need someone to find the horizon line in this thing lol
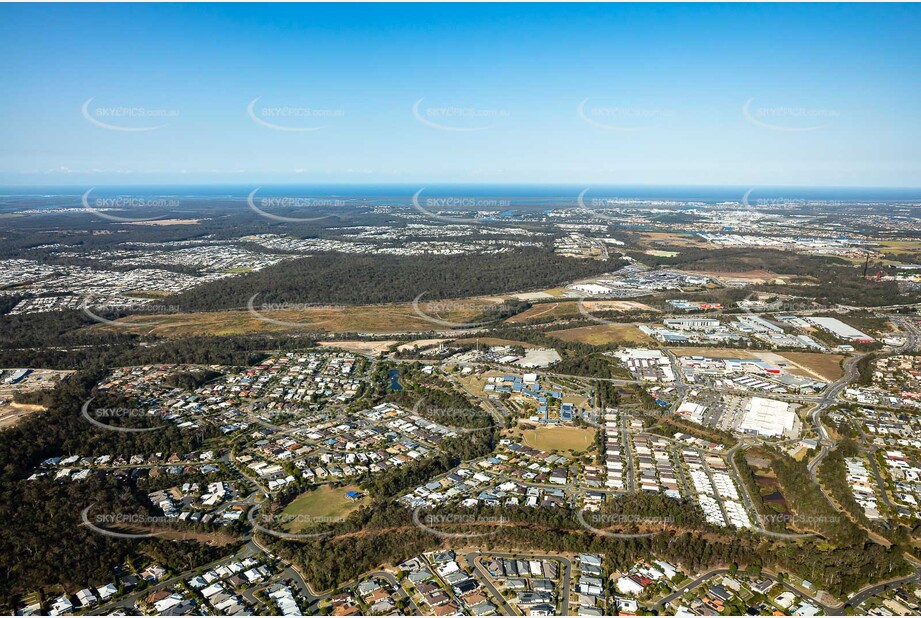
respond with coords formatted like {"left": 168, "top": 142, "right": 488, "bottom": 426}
{"left": 3, "top": 182, "right": 921, "bottom": 191}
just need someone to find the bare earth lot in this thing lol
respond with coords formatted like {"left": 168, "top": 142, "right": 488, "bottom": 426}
{"left": 88, "top": 300, "right": 500, "bottom": 337}
{"left": 505, "top": 300, "right": 656, "bottom": 324}
{"left": 548, "top": 323, "right": 653, "bottom": 345}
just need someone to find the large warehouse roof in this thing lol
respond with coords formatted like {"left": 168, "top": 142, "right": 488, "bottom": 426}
{"left": 739, "top": 396, "right": 798, "bottom": 437}
{"left": 808, "top": 317, "right": 874, "bottom": 341}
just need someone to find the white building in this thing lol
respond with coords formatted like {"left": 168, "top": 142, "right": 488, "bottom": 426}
{"left": 573, "top": 283, "right": 615, "bottom": 295}
{"left": 663, "top": 317, "right": 721, "bottom": 330}
{"left": 738, "top": 396, "right": 800, "bottom": 438}
{"left": 808, "top": 317, "right": 875, "bottom": 342}
{"left": 615, "top": 576, "right": 645, "bottom": 595}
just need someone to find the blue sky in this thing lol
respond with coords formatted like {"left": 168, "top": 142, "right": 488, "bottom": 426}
{"left": 1, "top": 3, "right": 919, "bottom": 187}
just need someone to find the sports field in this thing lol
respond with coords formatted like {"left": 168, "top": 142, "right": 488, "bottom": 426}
{"left": 281, "top": 484, "right": 366, "bottom": 531}
{"left": 521, "top": 426, "right": 594, "bottom": 453}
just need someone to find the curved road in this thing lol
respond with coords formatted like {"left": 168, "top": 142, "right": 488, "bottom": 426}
{"left": 656, "top": 560, "right": 921, "bottom": 616}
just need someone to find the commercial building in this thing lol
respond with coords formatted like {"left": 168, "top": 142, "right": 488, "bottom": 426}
{"left": 807, "top": 317, "right": 875, "bottom": 343}
{"left": 738, "top": 396, "right": 801, "bottom": 438}
{"left": 572, "top": 283, "right": 615, "bottom": 295}
{"left": 663, "top": 317, "right": 721, "bottom": 331}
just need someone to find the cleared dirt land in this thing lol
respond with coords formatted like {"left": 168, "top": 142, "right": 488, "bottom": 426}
{"left": 456, "top": 371, "right": 507, "bottom": 398}
{"left": 774, "top": 352, "right": 845, "bottom": 382}
{"left": 0, "top": 369, "right": 74, "bottom": 429}
{"left": 0, "top": 402, "right": 44, "bottom": 429}
{"left": 122, "top": 526, "right": 238, "bottom": 546}
{"left": 319, "top": 340, "right": 397, "bottom": 355}
{"left": 669, "top": 347, "right": 760, "bottom": 359}
{"left": 548, "top": 323, "right": 653, "bottom": 345}
{"left": 635, "top": 232, "right": 709, "bottom": 248}
{"left": 281, "top": 484, "right": 366, "bottom": 532}
{"left": 505, "top": 300, "right": 657, "bottom": 324}
{"left": 88, "top": 300, "right": 499, "bottom": 337}
{"left": 453, "top": 337, "right": 538, "bottom": 348}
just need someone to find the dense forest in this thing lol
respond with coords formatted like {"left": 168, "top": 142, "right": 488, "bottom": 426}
{"left": 818, "top": 440, "right": 877, "bottom": 529}
{"left": 638, "top": 246, "right": 916, "bottom": 307}
{"left": 266, "top": 487, "right": 909, "bottom": 599}
{"left": 0, "top": 306, "right": 317, "bottom": 369}
{"left": 767, "top": 447, "right": 865, "bottom": 542}
{"left": 167, "top": 250, "right": 625, "bottom": 310}
{"left": 0, "top": 372, "right": 235, "bottom": 603}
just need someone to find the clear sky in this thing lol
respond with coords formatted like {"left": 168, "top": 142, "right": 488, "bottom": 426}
{"left": 1, "top": 3, "right": 919, "bottom": 188}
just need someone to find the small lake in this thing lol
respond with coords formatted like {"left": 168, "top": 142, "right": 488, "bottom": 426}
{"left": 388, "top": 369, "right": 403, "bottom": 391}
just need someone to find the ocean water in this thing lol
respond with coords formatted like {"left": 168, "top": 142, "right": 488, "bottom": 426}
{"left": 1, "top": 183, "right": 920, "bottom": 212}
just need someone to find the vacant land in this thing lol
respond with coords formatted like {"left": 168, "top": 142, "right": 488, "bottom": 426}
{"left": 0, "top": 402, "right": 44, "bottom": 429}
{"left": 125, "top": 218, "right": 202, "bottom": 226}
{"left": 453, "top": 337, "right": 538, "bottom": 348}
{"left": 775, "top": 352, "right": 845, "bottom": 382}
{"left": 635, "top": 232, "right": 708, "bottom": 249}
{"left": 456, "top": 370, "right": 507, "bottom": 396}
{"left": 669, "top": 347, "right": 760, "bottom": 359}
{"left": 548, "top": 323, "right": 652, "bottom": 345}
{"left": 520, "top": 426, "right": 594, "bottom": 453}
{"left": 505, "top": 302, "right": 573, "bottom": 322}
{"left": 319, "top": 340, "right": 397, "bottom": 355}
{"left": 878, "top": 240, "right": 921, "bottom": 257}
{"left": 89, "top": 300, "right": 495, "bottom": 337}
{"left": 396, "top": 338, "right": 449, "bottom": 351}
{"left": 281, "top": 484, "right": 366, "bottom": 532}
{"left": 0, "top": 369, "right": 74, "bottom": 429}
{"left": 561, "top": 393, "right": 591, "bottom": 409}
{"left": 505, "top": 300, "right": 656, "bottom": 324}
{"left": 744, "top": 451, "right": 792, "bottom": 519}
{"left": 130, "top": 526, "right": 238, "bottom": 546}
